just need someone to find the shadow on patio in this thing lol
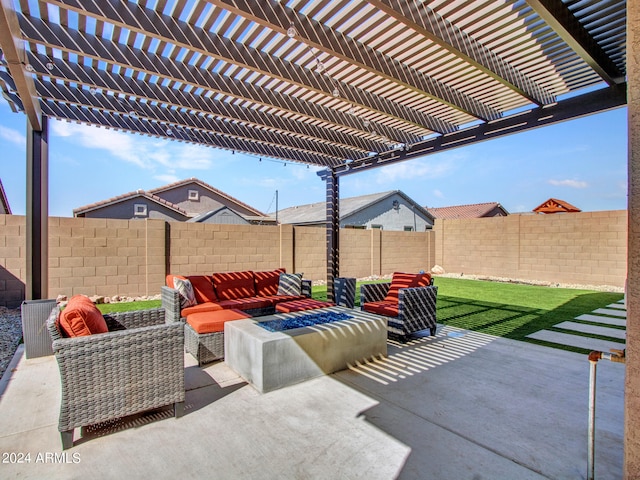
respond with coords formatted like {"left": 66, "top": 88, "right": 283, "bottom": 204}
{"left": 0, "top": 321, "right": 624, "bottom": 479}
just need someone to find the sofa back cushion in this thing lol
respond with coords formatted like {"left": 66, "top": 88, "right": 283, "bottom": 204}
{"left": 59, "top": 295, "right": 109, "bottom": 337}
{"left": 384, "top": 272, "right": 432, "bottom": 304}
{"left": 254, "top": 268, "right": 286, "bottom": 297}
{"left": 213, "top": 271, "right": 256, "bottom": 300}
{"left": 186, "top": 275, "right": 217, "bottom": 303}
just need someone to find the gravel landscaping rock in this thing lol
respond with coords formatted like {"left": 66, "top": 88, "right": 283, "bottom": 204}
{"left": 0, "top": 307, "right": 23, "bottom": 381}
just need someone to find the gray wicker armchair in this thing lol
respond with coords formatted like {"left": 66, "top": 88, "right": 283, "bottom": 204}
{"left": 361, "top": 281, "right": 438, "bottom": 340}
{"left": 46, "top": 306, "right": 185, "bottom": 450}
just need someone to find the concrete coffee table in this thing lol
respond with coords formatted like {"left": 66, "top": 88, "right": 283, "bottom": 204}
{"left": 224, "top": 307, "right": 387, "bottom": 393}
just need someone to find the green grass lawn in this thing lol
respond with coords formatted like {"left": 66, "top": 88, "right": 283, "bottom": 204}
{"left": 431, "top": 277, "right": 623, "bottom": 353}
{"left": 100, "top": 277, "right": 623, "bottom": 354}
{"left": 320, "top": 277, "right": 623, "bottom": 353}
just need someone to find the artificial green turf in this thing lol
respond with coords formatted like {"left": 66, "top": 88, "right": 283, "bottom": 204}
{"left": 99, "top": 277, "right": 624, "bottom": 354}
{"left": 315, "top": 277, "right": 624, "bottom": 353}
{"left": 97, "top": 299, "right": 161, "bottom": 314}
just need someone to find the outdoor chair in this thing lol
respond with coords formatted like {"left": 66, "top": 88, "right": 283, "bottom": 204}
{"left": 46, "top": 306, "right": 185, "bottom": 449}
{"left": 361, "top": 273, "right": 438, "bottom": 341}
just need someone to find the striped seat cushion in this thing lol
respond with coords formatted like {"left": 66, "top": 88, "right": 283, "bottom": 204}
{"left": 384, "top": 272, "right": 431, "bottom": 303}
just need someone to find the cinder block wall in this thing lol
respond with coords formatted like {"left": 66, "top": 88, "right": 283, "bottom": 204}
{"left": 381, "top": 230, "right": 435, "bottom": 275}
{"left": 293, "top": 227, "right": 326, "bottom": 279}
{"left": 48, "top": 217, "right": 166, "bottom": 299}
{"left": 0, "top": 215, "right": 26, "bottom": 307}
{"left": 435, "top": 210, "right": 627, "bottom": 287}
{"left": 0, "top": 211, "right": 627, "bottom": 307}
{"left": 166, "top": 222, "right": 282, "bottom": 275}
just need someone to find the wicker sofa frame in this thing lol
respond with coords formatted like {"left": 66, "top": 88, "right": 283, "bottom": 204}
{"left": 360, "top": 281, "right": 438, "bottom": 341}
{"left": 47, "top": 306, "right": 185, "bottom": 450}
{"left": 162, "top": 279, "right": 312, "bottom": 365}
{"left": 161, "top": 280, "right": 313, "bottom": 324}
{"left": 163, "top": 276, "right": 356, "bottom": 366}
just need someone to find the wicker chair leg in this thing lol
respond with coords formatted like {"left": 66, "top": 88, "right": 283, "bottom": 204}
{"left": 61, "top": 430, "right": 74, "bottom": 450}
{"left": 430, "top": 326, "right": 437, "bottom": 336}
{"left": 174, "top": 401, "right": 185, "bottom": 418}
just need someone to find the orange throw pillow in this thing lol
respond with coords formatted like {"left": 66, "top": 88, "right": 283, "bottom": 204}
{"left": 58, "top": 295, "right": 109, "bottom": 337}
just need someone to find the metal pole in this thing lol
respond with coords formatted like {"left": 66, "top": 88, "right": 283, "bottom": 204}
{"left": 588, "top": 358, "right": 597, "bottom": 480}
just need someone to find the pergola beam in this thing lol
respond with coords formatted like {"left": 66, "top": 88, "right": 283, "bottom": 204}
{"left": 209, "top": 0, "right": 498, "bottom": 123}
{"left": 20, "top": 15, "right": 420, "bottom": 151}
{"left": 42, "top": 101, "right": 339, "bottom": 166}
{"left": 27, "top": 54, "right": 374, "bottom": 156}
{"left": 367, "top": 0, "right": 557, "bottom": 106}
{"left": 526, "top": 0, "right": 625, "bottom": 85}
{"left": 0, "top": 0, "right": 42, "bottom": 130}
{"left": 45, "top": 0, "right": 448, "bottom": 137}
{"left": 331, "top": 84, "right": 627, "bottom": 176}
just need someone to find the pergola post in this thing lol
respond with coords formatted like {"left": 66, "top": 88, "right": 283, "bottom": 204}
{"left": 626, "top": 1, "right": 640, "bottom": 476}
{"left": 325, "top": 169, "right": 339, "bottom": 303}
{"left": 25, "top": 114, "right": 48, "bottom": 300}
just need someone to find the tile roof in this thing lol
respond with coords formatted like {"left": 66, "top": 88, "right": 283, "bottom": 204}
{"left": 532, "top": 198, "right": 581, "bottom": 214}
{"left": 73, "top": 190, "right": 189, "bottom": 217}
{"left": 426, "top": 202, "right": 507, "bottom": 219}
{"left": 148, "top": 178, "right": 267, "bottom": 217}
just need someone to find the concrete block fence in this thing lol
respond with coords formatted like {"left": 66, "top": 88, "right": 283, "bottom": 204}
{"left": 0, "top": 210, "right": 627, "bottom": 308}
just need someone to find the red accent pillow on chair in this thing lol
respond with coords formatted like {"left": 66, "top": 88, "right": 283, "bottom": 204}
{"left": 384, "top": 272, "right": 432, "bottom": 303}
{"left": 58, "top": 295, "right": 108, "bottom": 337}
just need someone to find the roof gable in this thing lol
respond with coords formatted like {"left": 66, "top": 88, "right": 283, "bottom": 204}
{"left": 276, "top": 190, "right": 434, "bottom": 224}
{"left": 148, "top": 178, "right": 266, "bottom": 217}
{"left": 532, "top": 198, "right": 581, "bottom": 214}
{"left": 74, "top": 190, "right": 189, "bottom": 217}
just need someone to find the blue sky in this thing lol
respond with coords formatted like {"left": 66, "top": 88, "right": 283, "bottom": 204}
{"left": 0, "top": 97, "right": 628, "bottom": 217}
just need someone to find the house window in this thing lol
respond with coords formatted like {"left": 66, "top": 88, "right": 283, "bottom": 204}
{"left": 371, "top": 224, "right": 383, "bottom": 230}
{"left": 188, "top": 189, "right": 199, "bottom": 201}
{"left": 134, "top": 204, "right": 147, "bottom": 216}
{"left": 404, "top": 226, "right": 414, "bottom": 231}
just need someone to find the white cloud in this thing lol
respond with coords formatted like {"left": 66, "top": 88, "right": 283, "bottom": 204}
{"left": 153, "top": 173, "right": 180, "bottom": 184}
{"left": 52, "top": 121, "right": 149, "bottom": 168}
{"left": 375, "top": 157, "right": 457, "bottom": 184}
{"left": 432, "top": 189, "right": 444, "bottom": 198}
{"left": 0, "top": 125, "right": 26, "bottom": 146}
{"left": 548, "top": 179, "right": 588, "bottom": 188}
{"left": 50, "top": 120, "right": 219, "bottom": 171}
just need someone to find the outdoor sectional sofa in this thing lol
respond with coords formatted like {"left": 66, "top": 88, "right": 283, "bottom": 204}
{"left": 161, "top": 269, "right": 316, "bottom": 365}
{"left": 361, "top": 272, "right": 438, "bottom": 341}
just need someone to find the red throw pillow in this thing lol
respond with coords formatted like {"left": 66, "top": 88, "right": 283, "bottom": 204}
{"left": 384, "top": 272, "right": 432, "bottom": 303}
{"left": 186, "top": 275, "right": 217, "bottom": 303}
{"left": 58, "top": 295, "right": 109, "bottom": 337}
{"left": 254, "top": 268, "right": 286, "bottom": 297}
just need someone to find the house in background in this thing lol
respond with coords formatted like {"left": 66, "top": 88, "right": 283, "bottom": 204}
{"left": 74, "top": 178, "right": 274, "bottom": 225}
{"left": 0, "top": 179, "right": 11, "bottom": 214}
{"left": 426, "top": 202, "right": 509, "bottom": 219}
{"left": 532, "top": 198, "right": 581, "bottom": 214}
{"left": 274, "top": 190, "right": 434, "bottom": 231}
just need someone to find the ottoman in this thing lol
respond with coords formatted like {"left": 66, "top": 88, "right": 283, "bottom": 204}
{"left": 275, "top": 298, "right": 335, "bottom": 313}
{"left": 185, "top": 309, "right": 250, "bottom": 365}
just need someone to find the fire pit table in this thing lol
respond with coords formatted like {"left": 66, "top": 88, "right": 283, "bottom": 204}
{"left": 224, "top": 306, "right": 387, "bottom": 393}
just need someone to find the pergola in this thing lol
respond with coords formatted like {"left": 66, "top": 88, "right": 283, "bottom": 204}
{"left": 0, "top": 0, "right": 637, "bottom": 474}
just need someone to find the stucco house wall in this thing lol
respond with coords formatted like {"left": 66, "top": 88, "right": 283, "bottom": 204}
{"left": 343, "top": 193, "right": 433, "bottom": 231}
{"left": 157, "top": 184, "right": 258, "bottom": 217}
{"left": 80, "top": 197, "right": 188, "bottom": 222}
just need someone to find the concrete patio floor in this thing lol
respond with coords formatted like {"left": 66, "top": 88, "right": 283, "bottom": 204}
{"left": 0, "top": 325, "right": 624, "bottom": 479}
